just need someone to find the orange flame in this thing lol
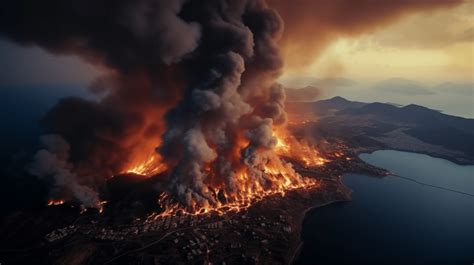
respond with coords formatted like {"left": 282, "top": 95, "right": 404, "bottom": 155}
{"left": 122, "top": 126, "right": 327, "bottom": 219}
{"left": 47, "top": 200, "right": 65, "bottom": 206}
{"left": 148, "top": 173, "right": 319, "bottom": 221}
{"left": 273, "top": 129, "right": 328, "bottom": 167}
{"left": 123, "top": 152, "right": 168, "bottom": 176}
{"left": 119, "top": 120, "right": 169, "bottom": 177}
{"left": 98, "top": 200, "right": 108, "bottom": 214}
{"left": 146, "top": 143, "right": 323, "bottom": 219}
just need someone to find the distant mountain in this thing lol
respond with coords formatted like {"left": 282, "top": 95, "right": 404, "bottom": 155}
{"left": 433, "top": 82, "right": 474, "bottom": 95}
{"left": 288, "top": 96, "right": 474, "bottom": 163}
{"left": 285, "top": 86, "right": 321, "bottom": 102}
{"left": 284, "top": 80, "right": 360, "bottom": 103}
{"left": 335, "top": 99, "right": 474, "bottom": 159}
{"left": 281, "top": 77, "right": 357, "bottom": 90}
{"left": 343, "top": 103, "right": 474, "bottom": 134}
{"left": 285, "top": 96, "right": 366, "bottom": 116}
{"left": 312, "top": 77, "right": 358, "bottom": 88}
{"left": 312, "top": 96, "right": 366, "bottom": 111}
{"left": 343, "top": 102, "right": 398, "bottom": 115}
{"left": 372, "top": 78, "right": 436, "bottom": 95}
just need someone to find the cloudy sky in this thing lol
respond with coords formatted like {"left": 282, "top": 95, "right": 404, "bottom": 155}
{"left": 279, "top": 0, "right": 473, "bottom": 84}
{"left": 0, "top": 0, "right": 472, "bottom": 87}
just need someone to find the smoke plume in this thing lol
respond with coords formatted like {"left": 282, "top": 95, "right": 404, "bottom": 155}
{"left": 1, "top": 0, "right": 464, "bottom": 208}
{"left": 28, "top": 135, "right": 100, "bottom": 208}
{"left": 0, "top": 0, "right": 292, "bottom": 208}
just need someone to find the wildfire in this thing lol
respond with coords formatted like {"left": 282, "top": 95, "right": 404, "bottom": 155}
{"left": 98, "top": 200, "right": 108, "bottom": 214}
{"left": 273, "top": 129, "right": 328, "bottom": 167}
{"left": 79, "top": 200, "right": 107, "bottom": 214}
{"left": 148, "top": 172, "right": 319, "bottom": 221}
{"left": 122, "top": 152, "right": 168, "bottom": 177}
{"left": 146, "top": 137, "right": 324, "bottom": 219}
{"left": 122, "top": 128, "right": 327, "bottom": 220}
{"left": 47, "top": 200, "right": 65, "bottom": 206}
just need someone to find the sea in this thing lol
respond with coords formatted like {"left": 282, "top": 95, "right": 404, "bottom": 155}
{"left": 296, "top": 150, "right": 474, "bottom": 265}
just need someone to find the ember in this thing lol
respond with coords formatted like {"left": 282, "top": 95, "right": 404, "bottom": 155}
{"left": 47, "top": 200, "right": 65, "bottom": 206}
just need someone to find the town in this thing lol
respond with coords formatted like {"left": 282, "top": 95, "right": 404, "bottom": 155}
{"left": 3, "top": 150, "right": 387, "bottom": 265}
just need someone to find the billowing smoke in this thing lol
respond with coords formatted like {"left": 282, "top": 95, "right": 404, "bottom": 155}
{"left": 28, "top": 135, "right": 100, "bottom": 208}
{"left": 0, "top": 0, "right": 293, "bottom": 208}
{"left": 156, "top": 1, "right": 290, "bottom": 207}
{"left": 2, "top": 0, "right": 464, "bottom": 209}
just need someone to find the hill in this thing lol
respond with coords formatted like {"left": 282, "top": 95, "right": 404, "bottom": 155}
{"left": 288, "top": 96, "right": 474, "bottom": 164}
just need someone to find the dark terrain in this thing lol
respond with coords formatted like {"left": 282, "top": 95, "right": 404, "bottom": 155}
{"left": 287, "top": 96, "right": 474, "bottom": 165}
{"left": 1, "top": 96, "right": 473, "bottom": 264}
{"left": 0, "top": 154, "right": 385, "bottom": 265}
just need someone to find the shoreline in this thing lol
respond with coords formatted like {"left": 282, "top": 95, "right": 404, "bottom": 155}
{"left": 355, "top": 147, "right": 474, "bottom": 166}
{"left": 287, "top": 176, "right": 353, "bottom": 265}
{"left": 287, "top": 149, "right": 474, "bottom": 264}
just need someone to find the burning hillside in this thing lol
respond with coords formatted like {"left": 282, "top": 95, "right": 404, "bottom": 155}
{"left": 0, "top": 0, "right": 327, "bottom": 215}
{"left": 122, "top": 128, "right": 325, "bottom": 217}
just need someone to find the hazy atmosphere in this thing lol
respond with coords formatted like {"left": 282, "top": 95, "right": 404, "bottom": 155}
{"left": 0, "top": 1, "right": 472, "bottom": 264}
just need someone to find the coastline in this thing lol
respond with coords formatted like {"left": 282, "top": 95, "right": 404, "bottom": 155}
{"left": 285, "top": 150, "right": 474, "bottom": 264}
{"left": 354, "top": 146, "right": 474, "bottom": 166}
{"left": 286, "top": 176, "right": 353, "bottom": 265}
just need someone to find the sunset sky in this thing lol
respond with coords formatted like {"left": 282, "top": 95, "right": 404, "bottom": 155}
{"left": 0, "top": 0, "right": 472, "bottom": 87}
{"left": 280, "top": 0, "right": 473, "bottom": 84}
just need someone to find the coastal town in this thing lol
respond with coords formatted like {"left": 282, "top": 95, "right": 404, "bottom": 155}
{"left": 34, "top": 150, "right": 387, "bottom": 265}
{"left": 45, "top": 207, "right": 299, "bottom": 264}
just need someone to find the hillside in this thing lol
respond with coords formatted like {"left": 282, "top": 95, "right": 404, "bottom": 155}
{"left": 288, "top": 97, "right": 474, "bottom": 164}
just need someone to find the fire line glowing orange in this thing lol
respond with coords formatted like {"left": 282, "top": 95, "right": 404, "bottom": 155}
{"left": 122, "top": 127, "right": 327, "bottom": 218}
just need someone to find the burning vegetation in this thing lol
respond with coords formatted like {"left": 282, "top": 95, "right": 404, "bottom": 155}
{"left": 123, "top": 127, "right": 325, "bottom": 217}
{"left": 47, "top": 200, "right": 65, "bottom": 206}
{"left": 1, "top": 0, "right": 328, "bottom": 215}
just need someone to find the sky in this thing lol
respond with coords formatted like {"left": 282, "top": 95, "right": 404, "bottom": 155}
{"left": 0, "top": 1, "right": 472, "bottom": 93}
{"left": 0, "top": 39, "right": 100, "bottom": 87}
{"left": 280, "top": 1, "right": 473, "bottom": 84}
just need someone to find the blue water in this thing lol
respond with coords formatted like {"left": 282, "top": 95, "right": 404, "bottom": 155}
{"left": 296, "top": 150, "right": 474, "bottom": 265}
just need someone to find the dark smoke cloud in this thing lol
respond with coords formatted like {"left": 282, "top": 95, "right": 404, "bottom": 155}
{"left": 0, "top": 0, "right": 201, "bottom": 70}
{"left": 2, "top": 0, "right": 463, "bottom": 208}
{"left": 1, "top": 0, "right": 202, "bottom": 206}
{"left": 0, "top": 0, "right": 290, "bottom": 208}
{"left": 159, "top": 1, "right": 288, "bottom": 206}
{"left": 268, "top": 0, "right": 465, "bottom": 68}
